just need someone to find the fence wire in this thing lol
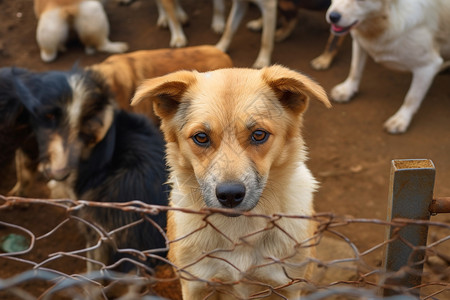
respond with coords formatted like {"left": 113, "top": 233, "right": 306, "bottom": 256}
{"left": 0, "top": 195, "right": 449, "bottom": 300}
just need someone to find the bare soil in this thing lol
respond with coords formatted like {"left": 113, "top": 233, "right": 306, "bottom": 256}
{"left": 1, "top": 0, "right": 449, "bottom": 299}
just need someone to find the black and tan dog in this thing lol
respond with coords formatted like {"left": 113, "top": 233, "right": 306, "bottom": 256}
{"left": 12, "top": 68, "right": 169, "bottom": 273}
{"left": 132, "top": 65, "right": 330, "bottom": 298}
{"left": 34, "top": 0, "right": 128, "bottom": 62}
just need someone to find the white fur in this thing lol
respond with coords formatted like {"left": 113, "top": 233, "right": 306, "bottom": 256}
{"left": 216, "top": 0, "right": 277, "bottom": 68}
{"left": 35, "top": 0, "right": 128, "bottom": 62}
{"left": 327, "top": 0, "right": 450, "bottom": 133}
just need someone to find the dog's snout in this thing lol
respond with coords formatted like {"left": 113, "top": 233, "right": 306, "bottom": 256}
{"left": 216, "top": 182, "right": 246, "bottom": 208}
{"left": 44, "top": 166, "right": 71, "bottom": 181}
{"left": 329, "top": 11, "right": 341, "bottom": 24}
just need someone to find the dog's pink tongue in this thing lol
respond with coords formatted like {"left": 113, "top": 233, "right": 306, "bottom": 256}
{"left": 332, "top": 24, "right": 346, "bottom": 33}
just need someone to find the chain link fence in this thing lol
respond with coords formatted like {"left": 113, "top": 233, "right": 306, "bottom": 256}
{"left": 0, "top": 193, "right": 448, "bottom": 300}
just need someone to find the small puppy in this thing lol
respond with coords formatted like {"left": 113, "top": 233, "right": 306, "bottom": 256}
{"left": 34, "top": 0, "right": 128, "bottom": 62}
{"left": 326, "top": 0, "right": 450, "bottom": 133}
{"left": 88, "top": 45, "right": 233, "bottom": 124}
{"left": 12, "top": 69, "right": 169, "bottom": 272}
{"left": 131, "top": 65, "right": 330, "bottom": 298}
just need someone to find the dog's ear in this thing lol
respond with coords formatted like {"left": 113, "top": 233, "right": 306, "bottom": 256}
{"left": 10, "top": 68, "right": 40, "bottom": 116}
{"left": 131, "top": 70, "right": 197, "bottom": 119}
{"left": 262, "top": 65, "right": 331, "bottom": 115}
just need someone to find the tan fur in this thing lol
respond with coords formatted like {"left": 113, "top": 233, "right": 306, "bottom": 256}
{"left": 88, "top": 45, "right": 233, "bottom": 124}
{"left": 34, "top": 0, "right": 128, "bottom": 62}
{"left": 132, "top": 65, "right": 330, "bottom": 299}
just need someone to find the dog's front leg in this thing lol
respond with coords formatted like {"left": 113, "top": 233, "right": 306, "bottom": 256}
{"left": 330, "top": 39, "right": 367, "bottom": 102}
{"left": 216, "top": 0, "right": 249, "bottom": 53}
{"left": 156, "top": 0, "right": 188, "bottom": 47}
{"left": 252, "top": 0, "right": 277, "bottom": 68}
{"left": 384, "top": 60, "right": 442, "bottom": 134}
{"left": 211, "top": 0, "right": 226, "bottom": 33}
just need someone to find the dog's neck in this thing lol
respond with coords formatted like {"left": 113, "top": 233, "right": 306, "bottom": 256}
{"left": 75, "top": 115, "right": 117, "bottom": 196}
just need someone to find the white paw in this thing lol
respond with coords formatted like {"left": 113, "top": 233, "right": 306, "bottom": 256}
{"left": 246, "top": 18, "right": 262, "bottom": 32}
{"left": 211, "top": 18, "right": 225, "bottom": 34}
{"left": 157, "top": 15, "right": 169, "bottom": 28}
{"left": 330, "top": 82, "right": 357, "bottom": 102}
{"left": 383, "top": 111, "right": 411, "bottom": 134}
{"left": 99, "top": 41, "right": 129, "bottom": 54}
{"left": 252, "top": 57, "right": 270, "bottom": 69}
{"left": 170, "top": 34, "right": 187, "bottom": 48}
{"left": 40, "top": 49, "right": 57, "bottom": 62}
{"left": 177, "top": 11, "right": 189, "bottom": 25}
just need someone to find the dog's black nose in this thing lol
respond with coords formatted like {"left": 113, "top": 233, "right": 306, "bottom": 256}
{"left": 329, "top": 11, "right": 341, "bottom": 24}
{"left": 216, "top": 182, "right": 246, "bottom": 208}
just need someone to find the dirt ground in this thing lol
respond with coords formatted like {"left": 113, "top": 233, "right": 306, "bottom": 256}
{"left": 0, "top": 0, "right": 449, "bottom": 299}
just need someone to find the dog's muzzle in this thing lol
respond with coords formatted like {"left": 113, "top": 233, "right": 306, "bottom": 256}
{"left": 328, "top": 11, "right": 358, "bottom": 35}
{"left": 216, "top": 182, "right": 246, "bottom": 209}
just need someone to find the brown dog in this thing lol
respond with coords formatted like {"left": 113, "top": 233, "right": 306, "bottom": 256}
{"left": 131, "top": 65, "right": 330, "bottom": 299}
{"left": 34, "top": 0, "right": 128, "bottom": 62}
{"left": 88, "top": 45, "right": 233, "bottom": 123}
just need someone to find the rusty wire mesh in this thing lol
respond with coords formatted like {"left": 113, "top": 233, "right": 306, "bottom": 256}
{"left": 0, "top": 194, "right": 449, "bottom": 300}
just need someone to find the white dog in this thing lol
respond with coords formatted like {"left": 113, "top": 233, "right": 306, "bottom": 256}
{"left": 34, "top": 0, "right": 128, "bottom": 62}
{"left": 326, "top": 0, "right": 450, "bottom": 133}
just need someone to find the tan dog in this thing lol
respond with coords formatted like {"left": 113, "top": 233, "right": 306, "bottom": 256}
{"left": 327, "top": 0, "right": 450, "bottom": 133}
{"left": 34, "top": 0, "right": 128, "bottom": 62}
{"left": 131, "top": 65, "right": 330, "bottom": 299}
{"left": 88, "top": 45, "right": 233, "bottom": 124}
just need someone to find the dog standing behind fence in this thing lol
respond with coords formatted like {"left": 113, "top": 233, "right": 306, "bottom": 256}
{"left": 12, "top": 69, "right": 169, "bottom": 273}
{"left": 131, "top": 65, "right": 331, "bottom": 298}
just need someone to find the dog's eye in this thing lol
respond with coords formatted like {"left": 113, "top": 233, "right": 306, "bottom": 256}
{"left": 251, "top": 130, "right": 269, "bottom": 144}
{"left": 45, "top": 113, "right": 55, "bottom": 121}
{"left": 192, "top": 132, "right": 210, "bottom": 147}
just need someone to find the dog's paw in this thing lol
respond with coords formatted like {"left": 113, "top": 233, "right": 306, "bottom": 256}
{"left": 99, "top": 41, "right": 129, "bottom": 54}
{"left": 246, "top": 18, "right": 262, "bottom": 32}
{"left": 252, "top": 57, "right": 270, "bottom": 69}
{"left": 170, "top": 34, "right": 187, "bottom": 48}
{"left": 177, "top": 10, "right": 189, "bottom": 25}
{"left": 40, "top": 50, "right": 58, "bottom": 62}
{"left": 383, "top": 111, "right": 411, "bottom": 134}
{"left": 157, "top": 15, "right": 169, "bottom": 28}
{"left": 310, "top": 54, "right": 332, "bottom": 71}
{"left": 211, "top": 18, "right": 225, "bottom": 34}
{"left": 330, "top": 82, "right": 357, "bottom": 102}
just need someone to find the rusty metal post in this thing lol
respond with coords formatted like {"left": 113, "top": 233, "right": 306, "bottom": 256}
{"left": 381, "top": 159, "right": 435, "bottom": 297}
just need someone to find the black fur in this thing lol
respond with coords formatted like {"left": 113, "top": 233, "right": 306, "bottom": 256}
{"left": 13, "top": 68, "right": 169, "bottom": 272}
{"left": 0, "top": 68, "right": 40, "bottom": 194}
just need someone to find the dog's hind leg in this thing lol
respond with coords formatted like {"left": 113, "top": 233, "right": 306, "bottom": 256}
{"left": 36, "top": 9, "right": 69, "bottom": 62}
{"left": 384, "top": 58, "right": 443, "bottom": 134}
{"left": 311, "top": 33, "right": 345, "bottom": 70}
{"left": 216, "top": 0, "right": 249, "bottom": 53}
{"left": 7, "top": 149, "right": 37, "bottom": 197}
{"left": 74, "top": 0, "right": 128, "bottom": 55}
